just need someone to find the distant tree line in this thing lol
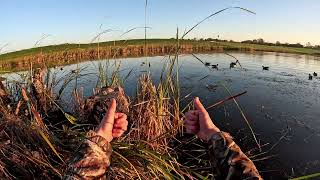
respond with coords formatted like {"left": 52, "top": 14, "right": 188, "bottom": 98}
{"left": 189, "top": 37, "right": 320, "bottom": 49}
{"left": 242, "top": 39, "right": 320, "bottom": 49}
{"left": 241, "top": 38, "right": 306, "bottom": 48}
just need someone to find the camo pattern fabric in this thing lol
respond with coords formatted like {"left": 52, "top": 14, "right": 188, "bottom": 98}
{"left": 64, "top": 130, "right": 112, "bottom": 180}
{"left": 64, "top": 131, "right": 262, "bottom": 180}
{"left": 208, "top": 131, "right": 263, "bottom": 180}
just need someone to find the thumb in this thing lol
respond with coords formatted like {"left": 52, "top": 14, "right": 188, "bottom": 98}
{"left": 194, "top": 97, "right": 207, "bottom": 114}
{"left": 103, "top": 99, "right": 117, "bottom": 129}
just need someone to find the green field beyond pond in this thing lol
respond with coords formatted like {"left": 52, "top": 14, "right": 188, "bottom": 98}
{"left": 0, "top": 39, "right": 320, "bottom": 62}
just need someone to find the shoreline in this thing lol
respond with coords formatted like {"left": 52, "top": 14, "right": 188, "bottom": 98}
{"left": 1, "top": 39, "right": 320, "bottom": 72}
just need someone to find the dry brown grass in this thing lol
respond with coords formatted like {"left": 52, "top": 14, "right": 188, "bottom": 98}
{"left": 128, "top": 74, "right": 173, "bottom": 151}
{"left": 0, "top": 65, "right": 195, "bottom": 179}
{"left": 0, "top": 92, "right": 63, "bottom": 179}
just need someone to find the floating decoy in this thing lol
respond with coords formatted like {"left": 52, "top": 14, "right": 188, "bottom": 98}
{"left": 313, "top": 72, "right": 318, "bottom": 76}
{"left": 60, "top": 67, "right": 64, "bottom": 71}
{"left": 205, "top": 62, "right": 211, "bottom": 66}
{"left": 262, "top": 66, "right": 269, "bottom": 70}
{"left": 206, "top": 84, "right": 218, "bottom": 91}
{"left": 309, "top": 74, "right": 313, "bottom": 80}
{"left": 230, "top": 62, "right": 237, "bottom": 68}
{"left": 212, "top": 64, "right": 218, "bottom": 69}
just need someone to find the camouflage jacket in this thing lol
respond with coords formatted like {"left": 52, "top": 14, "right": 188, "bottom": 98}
{"left": 208, "top": 132, "right": 262, "bottom": 180}
{"left": 65, "top": 131, "right": 262, "bottom": 180}
{"left": 64, "top": 131, "right": 112, "bottom": 180}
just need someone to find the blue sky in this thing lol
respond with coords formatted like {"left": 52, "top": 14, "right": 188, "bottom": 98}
{"left": 0, "top": 0, "right": 319, "bottom": 52}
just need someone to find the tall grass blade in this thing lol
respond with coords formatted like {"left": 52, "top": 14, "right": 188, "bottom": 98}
{"left": 182, "top": 7, "right": 255, "bottom": 39}
{"left": 220, "top": 83, "right": 261, "bottom": 151}
{"left": 38, "top": 129, "right": 65, "bottom": 163}
{"left": 290, "top": 173, "right": 320, "bottom": 180}
{"left": 64, "top": 112, "right": 77, "bottom": 124}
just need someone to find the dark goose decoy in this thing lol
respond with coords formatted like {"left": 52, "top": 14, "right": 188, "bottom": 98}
{"left": 313, "top": 72, "right": 317, "bottom": 76}
{"left": 230, "top": 62, "right": 237, "bottom": 68}
{"left": 262, "top": 66, "right": 269, "bottom": 70}
{"left": 212, "top": 64, "right": 218, "bottom": 69}
{"left": 205, "top": 62, "right": 211, "bottom": 66}
{"left": 309, "top": 74, "right": 313, "bottom": 80}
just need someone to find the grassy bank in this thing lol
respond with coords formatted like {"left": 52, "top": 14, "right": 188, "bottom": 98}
{"left": 1, "top": 39, "right": 320, "bottom": 72}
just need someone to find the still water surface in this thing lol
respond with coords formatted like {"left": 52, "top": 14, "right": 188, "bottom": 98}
{"left": 5, "top": 52, "right": 320, "bottom": 178}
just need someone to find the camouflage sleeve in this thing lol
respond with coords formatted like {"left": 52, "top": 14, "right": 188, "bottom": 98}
{"left": 208, "top": 131, "right": 262, "bottom": 180}
{"left": 64, "top": 130, "right": 112, "bottom": 180}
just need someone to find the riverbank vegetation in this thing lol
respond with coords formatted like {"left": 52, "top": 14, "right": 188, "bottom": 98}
{"left": 1, "top": 38, "right": 320, "bottom": 72}
{"left": 0, "top": 64, "right": 188, "bottom": 179}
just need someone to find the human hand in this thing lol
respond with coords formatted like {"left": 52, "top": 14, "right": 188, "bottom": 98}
{"left": 96, "top": 99, "right": 128, "bottom": 142}
{"left": 184, "top": 97, "right": 220, "bottom": 142}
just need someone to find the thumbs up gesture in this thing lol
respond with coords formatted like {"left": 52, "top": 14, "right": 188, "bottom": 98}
{"left": 184, "top": 97, "right": 220, "bottom": 142}
{"left": 96, "top": 99, "right": 128, "bottom": 142}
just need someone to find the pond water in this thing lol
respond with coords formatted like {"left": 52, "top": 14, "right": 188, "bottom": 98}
{"left": 4, "top": 52, "right": 320, "bottom": 178}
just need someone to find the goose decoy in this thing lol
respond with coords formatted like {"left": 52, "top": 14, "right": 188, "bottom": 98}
{"left": 262, "top": 66, "right": 269, "bottom": 70}
{"left": 309, "top": 74, "right": 313, "bottom": 80}
{"left": 205, "top": 62, "right": 211, "bottom": 66}
{"left": 313, "top": 72, "right": 317, "bottom": 76}
{"left": 230, "top": 62, "right": 237, "bottom": 68}
{"left": 212, "top": 64, "right": 218, "bottom": 69}
{"left": 60, "top": 67, "right": 64, "bottom": 71}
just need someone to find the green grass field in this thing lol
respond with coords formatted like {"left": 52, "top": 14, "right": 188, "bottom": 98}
{"left": 0, "top": 39, "right": 319, "bottom": 62}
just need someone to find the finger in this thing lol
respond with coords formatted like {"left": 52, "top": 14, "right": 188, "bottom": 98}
{"left": 185, "top": 114, "right": 198, "bottom": 122}
{"left": 113, "top": 122, "right": 128, "bottom": 130}
{"left": 185, "top": 111, "right": 197, "bottom": 118}
{"left": 185, "top": 121, "right": 199, "bottom": 129}
{"left": 186, "top": 126, "right": 199, "bottom": 134}
{"left": 114, "top": 116, "right": 128, "bottom": 127}
{"left": 189, "top": 110, "right": 199, "bottom": 116}
{"left": 194, "top": 97, "right": 207, "bottom": 114}
{"left": 104, "top": 99, "right": 117, "bottom": 125}
{"left": 115, "top": 113, "right": 127, "bottom": 119}
{"left": 185, "top": 110, "right": 198, "bottom": 116}
{"left": 185, "top": 111, "right": 198, "bottom": 121}
{"left": 114, "top": 118, "right": 128, "bottom": 126}
{"left": 114, "top": 113, "right": 119, "bottom": 119}
{"left": 113, "top": 128, "right": 125, "bottom": 133}
{"left": 113, "top": 115, "right": 128, "bottom": 130}
{"left": 112, "top": 133, "right": 122, "bottom": 138}
{"left": 184, "top": 120, "right": 198, "bottom": 126}
{"left": 112, "top": 129, "right": 125, "bottom": 137}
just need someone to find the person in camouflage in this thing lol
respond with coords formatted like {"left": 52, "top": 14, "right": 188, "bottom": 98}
{"left": 65, "top": 97, "right": 262, "bottom": 180}
{"left": 184, "top": 97, "right": 262, "bottom": 180}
